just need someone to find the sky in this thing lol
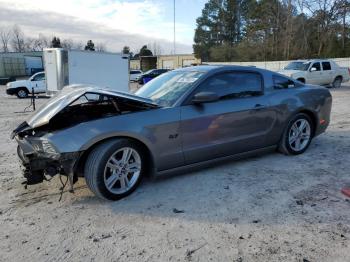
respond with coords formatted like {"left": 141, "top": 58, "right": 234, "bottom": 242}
{"left": 0, "top": 0, "right": 207, "bottom": 54}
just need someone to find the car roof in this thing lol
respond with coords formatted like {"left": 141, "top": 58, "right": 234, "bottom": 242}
{"left": 291, "top": 59, "right": 329, "bottom": 63}
{"left": 174, "top": 65, "right": 270, "bottom": 74}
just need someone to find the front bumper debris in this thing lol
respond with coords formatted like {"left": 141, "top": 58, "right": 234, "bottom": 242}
{"left": 16, "top": 137, "right": 81, "bottom": 188}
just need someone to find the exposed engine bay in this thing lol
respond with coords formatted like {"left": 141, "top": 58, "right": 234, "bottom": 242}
{"left": 12, "top": 88, "right": 159, "bottom": 194}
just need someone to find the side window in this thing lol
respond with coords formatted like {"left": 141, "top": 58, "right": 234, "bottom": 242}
{"left": 197, "top": 71, "right": 263, "bottom": 99}
{"left": 32, "top": 74, "right": 45, "bottom": 81}
{"left": 322, "top": 62, "right": 331, "bottom": 71}
{"left": 311, "top": 62, "right": 321, "bottom": 71}
{"left": 273, "top": 75, "right": 296, "bottom": 89}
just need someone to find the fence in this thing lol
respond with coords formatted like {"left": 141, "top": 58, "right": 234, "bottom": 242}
{"left": 207, "top": 57, "right": 350, "bottom": 71}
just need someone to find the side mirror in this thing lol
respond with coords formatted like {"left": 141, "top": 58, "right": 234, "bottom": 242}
{"left": 192, "top": 92, "right": 219, "bottom": 104}
{"left": 310, "top": 67, "right": 317, "bottom": 72}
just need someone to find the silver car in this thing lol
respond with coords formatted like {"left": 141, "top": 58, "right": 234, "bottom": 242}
{"left": 12, "top": 66, "right": 332, "bottom": 200}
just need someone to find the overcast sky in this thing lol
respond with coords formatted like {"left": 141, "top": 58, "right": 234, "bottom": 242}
{"left": 0, "top": 0, "right": 207, "bottom": 54}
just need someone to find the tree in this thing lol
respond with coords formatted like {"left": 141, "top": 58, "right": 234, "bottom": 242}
{"left": 139, "top": 45, "right": 153, "bottom": 56}
{"left": 0, "top": 27, "right": 11, "bottom": 52}
{"left": 193, "top": 0, "right": 350, "bottom": 61}
{"left": 84, "top": 40, "right": 95, "bottom": 51}
{"left": 122, "top": 46, "right": 130, "bottom": 54}
{"left": 11, "top": 25, "right": 25, "bottom": 52}
{"left": 150, "top": 42, "right": 162, "bottom": 55}
{"left": 50, "top": 36, "right": 62, "bottom": 48}
{"left": 193, "top": 0, "right": 252, "bottom": 61}
{"left": 95, "top": 42, "right": 106, "bottom": 52}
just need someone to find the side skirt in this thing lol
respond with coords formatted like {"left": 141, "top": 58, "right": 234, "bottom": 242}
{"left": 155, "top": 145, "right": 277, "bottom": 177}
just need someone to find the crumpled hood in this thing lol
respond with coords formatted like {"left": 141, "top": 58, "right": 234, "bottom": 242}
{"left": 27, "top": 84, "right": 158, "bottom": 128}
{"left": 277, "top": 70, "right": 302, "bottom": 77}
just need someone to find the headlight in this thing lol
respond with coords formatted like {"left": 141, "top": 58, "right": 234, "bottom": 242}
{"left": 30, "top": 139, "right": 60, "bottom": 158}
{"left": 41, "top": 140, "right": 58, "bottom": 154}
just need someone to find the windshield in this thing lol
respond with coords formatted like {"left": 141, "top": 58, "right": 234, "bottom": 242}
{"left": 135, "top": 71, "right": 204, "bottom": 107}
{"left": 144, "top": 69, "right": 154, "bottom": 74}
{"left": 284, "top": 62, "right": 311, "bottom": 71}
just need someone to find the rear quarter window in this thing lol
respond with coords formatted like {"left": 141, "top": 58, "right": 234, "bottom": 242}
{"left": 322, "top": 62, "right": 331, "bottom": 71}
{"left": 273, "top": 75, "right": 297, "bottom": 89}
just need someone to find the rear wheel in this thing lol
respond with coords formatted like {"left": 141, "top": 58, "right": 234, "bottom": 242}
{"left": 332, "top": 76, "right": 342, "bottom": 88}
{"left": 278, "top": 113, "right": 313, "bottom": 155}
{"left": 84, "top": 139, "right": 144, "bottom": 200}
{"left": 16, "top": 88, "right": 28, "bottom": 98}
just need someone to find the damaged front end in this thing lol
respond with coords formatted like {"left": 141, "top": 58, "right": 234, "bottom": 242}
{"left": 11, "top": 85, "right": 159, "bottom": 190}
{"left": 13, "top": 121, "right": 81, "bottom": 188}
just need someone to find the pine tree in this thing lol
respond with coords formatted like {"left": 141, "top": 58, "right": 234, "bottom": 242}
{"left": 84, "top": 40, "right": 95, "bottom": 51}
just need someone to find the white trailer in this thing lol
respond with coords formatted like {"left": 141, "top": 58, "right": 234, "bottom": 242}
{"left": 43, "top": 48, "right": 129, "bottom": 95}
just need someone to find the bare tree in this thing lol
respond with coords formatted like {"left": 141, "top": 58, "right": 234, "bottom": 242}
{"left": 72, "top": 41, "right": 84, "bottom": 50}
{"left": 11, "top": 25, "right": 26, "bottom": 52}
{"left": 61, "top": 38, "right": 74, "bottom": 49}
{"left": 305, "top": 0, "right": 339, "bottom": 56}
{"left": 150, "top": 41, "right": 162, "bottom": 56}
{"left": 0, "top": 27, "right": 11, "bottom": 52}
{"left": 95, "top": 42, "right": 107, "bottom": 52}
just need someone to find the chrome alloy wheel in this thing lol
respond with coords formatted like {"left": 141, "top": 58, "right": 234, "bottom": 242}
{"left": 103, "top": 147, "right": 141, "bottom": 194}
{"left": 288, "top": 119, "right": 311, "bottom": 152}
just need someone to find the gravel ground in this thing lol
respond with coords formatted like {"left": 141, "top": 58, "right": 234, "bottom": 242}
{"left": 0, "top": 84, "right": 349, "bottom": 262}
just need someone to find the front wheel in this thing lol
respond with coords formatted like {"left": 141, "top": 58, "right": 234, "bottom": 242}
{"left": 278, "top": 113, "right": 313, "bottom": 155}
{"left": 84, "top": 139, "right": 144, "bottom": 200}
{"left": 16, "top": 88, "right": 28, "bottom": 98}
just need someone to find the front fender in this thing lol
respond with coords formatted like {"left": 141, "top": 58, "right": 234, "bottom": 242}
{"left": 291, "top": 72, "right": 305, "bottom": 80}
{"left": 46, "top": 118, "right": 156, "bottom": 154}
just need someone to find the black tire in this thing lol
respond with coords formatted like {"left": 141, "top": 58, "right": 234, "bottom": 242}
{"left": 278, "top": 113, "right": 314, "bottom": 155}
{"left": 297, "top": 78, "right": 305, "bottom": 84}
{"left": 332, "top": 76, "right": 342, "bottom": 88}
{"left": 84, "top": 139, "right": 145, "bottom": 200}
{"left": 16, "top": 88, "right": 28, "bottom": 98}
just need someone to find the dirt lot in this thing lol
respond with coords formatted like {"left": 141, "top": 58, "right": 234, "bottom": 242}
{"left": 0, "top": 84, "right": 349, "bottom": 262}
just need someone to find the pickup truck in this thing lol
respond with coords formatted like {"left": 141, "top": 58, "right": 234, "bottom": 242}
{"left": 6, "top": 72, "right": 46, "bottom": 98}
{"left": 278, "top": 59, "right": 350, "bottom": 88}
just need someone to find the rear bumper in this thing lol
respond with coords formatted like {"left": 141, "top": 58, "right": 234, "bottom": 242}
{"left": 314, "top": 93, "right": 332, "bottom": 137}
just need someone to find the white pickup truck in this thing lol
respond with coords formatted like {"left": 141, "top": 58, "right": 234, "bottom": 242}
{"left": 278, "top": 59, "right": 350, "bottom": 88}
{"left": 6, "top": 72, "right": 46, "bottom": 98}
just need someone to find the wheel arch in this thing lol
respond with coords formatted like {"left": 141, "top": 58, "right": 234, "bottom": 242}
{"left": 296, "top": 77, "right": 305, "bottom": 83}
{"left": 74, "top": 135, "right": 156, "bottom": 178}
{"left": 292, "top": 109, "right": 318, "bottom": 137}
{"left": 334, "top": 75, "right": 343, "bottom": 81}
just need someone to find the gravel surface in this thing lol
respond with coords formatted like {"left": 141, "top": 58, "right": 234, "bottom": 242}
{"left": 0, "top": 84, "right": 349, "bottom": 262}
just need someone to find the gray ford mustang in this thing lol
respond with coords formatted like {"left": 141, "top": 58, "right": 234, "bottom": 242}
{"left": 12, "top": 65, "right": 332, "bottom": 200}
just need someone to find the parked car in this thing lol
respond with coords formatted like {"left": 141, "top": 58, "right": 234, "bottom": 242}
{"left": 6, "top": 72, "right": 46, "bottom": 98}
{"left": 129, "top": 70, "right": 143, "bottom": 82}
{"left": 137, "top": 69, "right": 169, "bottom": 84}
{"left": 12, "top": 66, "right": 332, "bottom": 200}
{"left": 278, "top": 59, "right": 350, "bottom": 88}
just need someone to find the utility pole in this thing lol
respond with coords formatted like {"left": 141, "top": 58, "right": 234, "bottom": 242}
{"left": 173, "top": 0, "right": 176, "bottom": 55}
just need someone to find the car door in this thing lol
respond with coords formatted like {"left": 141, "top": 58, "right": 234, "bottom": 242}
{"left": 180, "top": 71, "right": 276, "bottom": 164}
{"left": 30, "top": 73, "right": 46, "bottom": 93}
{"left": 321, "top": 61, "right": 334, "bottom": 84}
{"left": 307, "top": 62, "right": 323, "bottom": 84}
